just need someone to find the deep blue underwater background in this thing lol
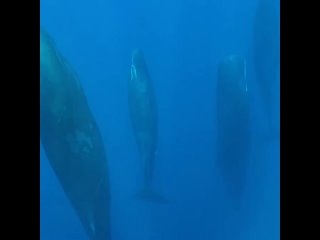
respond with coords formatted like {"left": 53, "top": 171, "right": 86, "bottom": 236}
{"left": 40, "top": 0, "right": 280, "bottom": 239}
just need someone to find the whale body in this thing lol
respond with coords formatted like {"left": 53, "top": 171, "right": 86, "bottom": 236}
{"left": 40, "top": 29, "right": 111, "bottom": 240}
{"left": 216, "top": 55, "right": 250, "bottom": 198}
{"left": 128, "top": 49, "right": 165, "bottom": 202}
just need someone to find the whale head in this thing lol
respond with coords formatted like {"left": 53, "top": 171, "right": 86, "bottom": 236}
{"left": 131, "top": 48, "right": 147, "bottom": 71}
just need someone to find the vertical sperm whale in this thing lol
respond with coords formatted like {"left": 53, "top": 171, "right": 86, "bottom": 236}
{"left": 254, "top": 0, "right": 280, "bottom": 139}
{"left": 40, "top": 28, "right": 111, "bottom": 240}
{"left": 128, "top": 48, "right": 165, "bottom": 202}
{"left": 216, "top": 55, "right": 251, "bottom": 198}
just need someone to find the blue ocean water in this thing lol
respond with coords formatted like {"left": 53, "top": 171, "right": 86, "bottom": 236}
{"left": 40, "top": 0, "right": 280, "bottom": 239}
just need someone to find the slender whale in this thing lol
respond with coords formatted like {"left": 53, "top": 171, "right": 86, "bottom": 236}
{"left": 216, "top": 55, "right": 250, "bottom": 198}
{"left": 128, "top": 48, "right": 165, "bottom": 202}
{"left": 40, "top": 28, "right": 111, "bottom": 240}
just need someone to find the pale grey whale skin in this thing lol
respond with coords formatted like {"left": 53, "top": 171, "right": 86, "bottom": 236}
{"left": 128, "top": 49, "right": 163, "bottom": 201}
{"left": 40, "top": 29, "right": 111, "bottom": 240}
{"left": 216, "top": 55, "right": 250, "bottom": 198}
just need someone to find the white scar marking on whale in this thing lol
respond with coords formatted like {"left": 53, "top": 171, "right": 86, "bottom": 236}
{"left": 66, "top": 129, "right": 94, "bottom": 154}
